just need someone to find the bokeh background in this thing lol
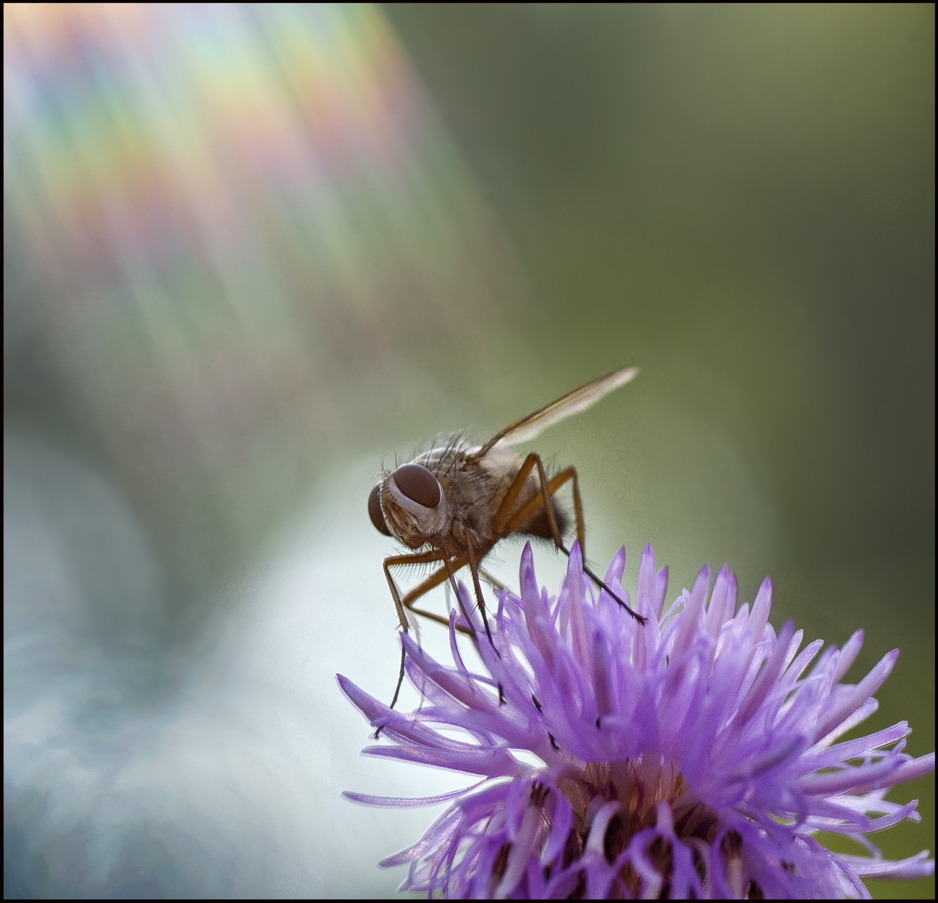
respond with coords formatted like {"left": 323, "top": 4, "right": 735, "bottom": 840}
{"left": 4, "top": 3, "right": 933, "bottom": 898}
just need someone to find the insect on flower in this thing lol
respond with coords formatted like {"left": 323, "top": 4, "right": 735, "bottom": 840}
{"left": 368, "top": 366, "right": 646, "bottom": 707}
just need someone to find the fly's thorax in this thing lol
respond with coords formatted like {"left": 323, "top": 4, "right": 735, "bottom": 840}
{"left": 434, "top": 444, "right": 524, "bottom": 549}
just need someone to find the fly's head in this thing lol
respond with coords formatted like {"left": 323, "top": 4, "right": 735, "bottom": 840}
{"left": 368, "top": 462, "right": 448, "bottom": 549}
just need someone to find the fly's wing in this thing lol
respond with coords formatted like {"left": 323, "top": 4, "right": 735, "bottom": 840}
{"left": 474, "top": 366, "right": 638, "bottom": 457}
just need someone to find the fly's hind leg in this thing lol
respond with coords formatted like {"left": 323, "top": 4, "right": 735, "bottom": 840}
{"left": 491, "top": 454, "right": 582, "bottom": 553}
{"left": 493, "top": 453, "right": 645, "bottom": 624}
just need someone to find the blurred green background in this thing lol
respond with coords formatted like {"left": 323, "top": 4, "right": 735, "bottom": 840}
{"left": 5, "top": 3, "right": 932, "bottom": 898}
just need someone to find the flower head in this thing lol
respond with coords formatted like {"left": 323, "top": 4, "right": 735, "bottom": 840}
{"left": 338, "top": 543, "right": 934, "bottom": 898}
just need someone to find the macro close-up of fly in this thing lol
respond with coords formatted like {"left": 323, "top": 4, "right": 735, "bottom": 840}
{"left": 368, "top": 366, "right": 646, "bottom": 678}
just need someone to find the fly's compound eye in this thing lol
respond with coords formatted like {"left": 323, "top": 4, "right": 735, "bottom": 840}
{"left": 391, "top": 463, "right": 442, "bottom": 509}
{"left": 368, "top": 482, "right": 392, "bottom": 536}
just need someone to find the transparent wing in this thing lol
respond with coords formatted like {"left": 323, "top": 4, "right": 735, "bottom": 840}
{"left": 474, "top": 366, "right": 638, "bottom": 456}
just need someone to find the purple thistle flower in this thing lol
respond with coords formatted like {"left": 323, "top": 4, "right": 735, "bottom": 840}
{"left": 338, "top": 543, "right": 934, "bottom": 898}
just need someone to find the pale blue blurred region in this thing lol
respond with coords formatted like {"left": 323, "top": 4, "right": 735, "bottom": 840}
{"left": 5, "top": 3, "right": 525, "bottom": 897}
{"left": 4, "top": 4, "right": 933, "bottom": 899}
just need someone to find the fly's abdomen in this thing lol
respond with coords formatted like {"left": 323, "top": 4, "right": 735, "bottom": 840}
{"left": 517, "top": 495, "right": 568, "bottom": 541}
{"left": 505, "top": 471, "right": 568, "bottom": 541}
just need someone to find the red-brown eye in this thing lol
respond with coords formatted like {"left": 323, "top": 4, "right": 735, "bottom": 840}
{"left": 368, "top": 483, "right": 392, "bottom": 535}
{"left": 392, "top": 463, "right": 441, "bottom": 509}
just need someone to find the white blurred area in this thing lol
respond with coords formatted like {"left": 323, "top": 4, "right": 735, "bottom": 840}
{"left": 5, "top": 432, "right": 475, "bottom": 896}
{"left": 3, "top": 3, "right": 534, "bottom": 897}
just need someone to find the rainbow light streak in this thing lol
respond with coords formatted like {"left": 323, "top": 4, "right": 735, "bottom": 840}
{"left": 5, "top": 3, "right": 512, "bottom": 578}
{"left": 5, "top": 3, "right": 427, "bottom": 282}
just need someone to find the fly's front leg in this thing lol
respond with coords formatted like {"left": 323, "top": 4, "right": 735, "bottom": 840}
{"left": 378, "top": 549, "right": 467, "bottom": 735}
{"left": 383, "top": 549, "right": 448, "bottom": 631}
{"left": 399, "top": 553, "right": 475, "bottom": 636}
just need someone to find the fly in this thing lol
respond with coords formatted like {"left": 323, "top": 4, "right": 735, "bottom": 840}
{"left": 368, "top": 366, "right": 645, "bottom": 715}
